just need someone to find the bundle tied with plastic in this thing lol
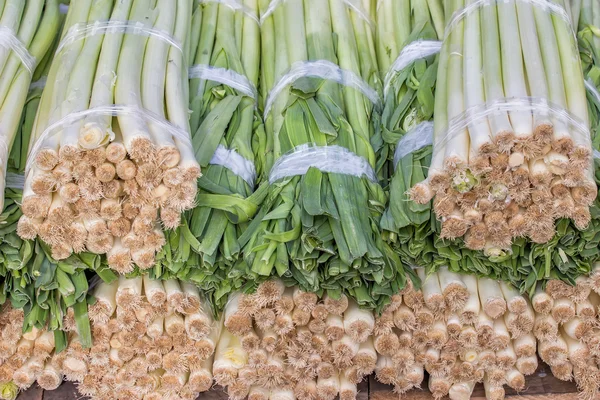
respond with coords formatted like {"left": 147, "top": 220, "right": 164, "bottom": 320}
{"left": 176, "top": 0, "right": 265, "bottom": 310}
{"left": 375, "top": 0, "right": 444, "bottom": 180}
{"left": 409, "top": 0, "right": 597, "bottom": 260}
{"left": 375, "top": 0, "right": 445, "bottom": 268}
{"left": 17, "top": 0, "right": 201, "bottom": 275}
{"left": 239, "top": 0, "right": 404, "bottom": 311}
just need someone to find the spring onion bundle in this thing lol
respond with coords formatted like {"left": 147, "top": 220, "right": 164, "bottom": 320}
{"left": 18, "top": 0, "right": 201, "bottom": 271}
{"left": 377, "top": 0, "right": 444, "bottom": 267}
{"left": 182, "top": 0, "right": 267, "bottom": 303}
{"left": 375, "top": 0, "right": 443, "bottom": 176}
{"left": 238, "top": 0, "right": 402, "bottom": 311}
{"left": 410, "top": 0, "right": 596, "bottom": 256}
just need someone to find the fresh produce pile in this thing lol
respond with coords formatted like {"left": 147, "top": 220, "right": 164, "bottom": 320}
{"left": 4, "top": 275, "right": 600, "bottom": 400}
{"left": 1, "top": 0, "right": 600, "bottom": 399}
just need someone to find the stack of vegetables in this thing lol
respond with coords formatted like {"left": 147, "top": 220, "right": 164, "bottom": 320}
{"left": 18, "top": 0, "right": 201, "bottom": 271}
{"left": 218, "top": 279, "right": 377, "bottom": 400}
{"left": 411, "top": 0, "right": 596, "bottom": 252}
{"left": 0, "top": 277, "right": 219, "bottom": 400}
{"left": 178, "top": 0, "right": 266, "bottom": 310}
{"left": 7, "top": 275, "right": 600, "bottom": 399}
{"left": 238, "top": 0, "right": 403, "bottom": 311}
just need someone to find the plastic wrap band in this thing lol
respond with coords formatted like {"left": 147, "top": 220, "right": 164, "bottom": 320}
{"left": 445, "top": 0, "right": 571, "bottom": 41}
{"left": 264, "top": 60, "right": 381, "bottom": 120}
{"left": 383, "top": 40, "right": 442, "bottom": 99}
{"left": 260, "top": 0, "right": 374, "bottom": 27}
{"left": 585, "top": 79, "right": 600, "bottom": 107}
{"left": 198, "top": 0, "right": 260, "bottom": 24}
{"left": 6, "top": 172, "right": 25, "bottom": 190}
{"left": 0, "top": 26, "right": 36, "bottom": 75}
{"left": 189, "top": 64, "right": 258, "bottom": 100}
{"left": 210, "top": 144, "right": 256, "bottom": 186}
{"left": 29, "top": 76, "right": 47, "bottom": 91}
{"left": 268, "top": 144, "right": 377, "bottom": 184}
{"left": 432, "top": 97, "right": 592, "bottom": 155}
{"left": 26, "top": 105, "right": 192, "bottom": 175}
{"left": 393, "top": 121, "right": 434, "bottom": 169}
{"left": 59, "top": 4, "right": 69, "bottom": 14}
{"left": 56, "top": 21, "right": 184, "bottom": 57}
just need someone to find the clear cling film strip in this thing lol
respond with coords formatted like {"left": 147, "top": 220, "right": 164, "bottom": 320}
{"left": 432, "top": 97, "right": 592, "bottom": 158}
{"left": 269, "top": 144, "right": 377, "bottom": 184}
{"left": 260, "top": 0, "right": 374, "bottom": 28}
{"left": 189, "top": 64, "right": 258, "bottom": 100}
{"left": 56, "top": 21, "right": 185, "bottom": 57}
{"left": 383, "top": 40, "right": 442, "bottom": 100}
{"left": 445, "top": 0, "right": 572, "bottom": 40}
{"left": 26, "top": 105, "right": 193, "bottom": 175}
{"left": 29, "top": 76, "right": 47, "bottom": 91}
{"left": 210, "top": 145, "right": 257, "bottom": 186}
{"left": 393, "top": 121, "right": 434, "bottom": 168}
{"left": 0, "top": 26, "right": 37, "bottom": 75}
{"left": 197, "top": 0, "right": 260, "bottom": 24}
{"left": 264, "top": 59, "right": 382, "bottom": 120}
{"left": 6, "top": 172, "right": 25, "bottom": 190}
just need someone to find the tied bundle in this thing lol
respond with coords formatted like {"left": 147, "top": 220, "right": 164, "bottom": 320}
{"left": 17, "top": 0, "right": 201, "bottom": 271}
{"left": 182, "top": 0, "right": 266, "bottom": 308}
{"left": 375, "top": 0, "right": 444, "bottom": 179}
{"left": 410, "top": 0, "right": 597, "bottom": 257}
{"left": 377, "top": 0, "right": 444, "bottom": 267}
{"left": 241, "top": 0, "right": 403, "bottom": 310}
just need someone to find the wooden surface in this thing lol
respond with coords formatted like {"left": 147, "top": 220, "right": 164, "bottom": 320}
{"left": 17, "top": 368, "right": 580, "bottom": 399}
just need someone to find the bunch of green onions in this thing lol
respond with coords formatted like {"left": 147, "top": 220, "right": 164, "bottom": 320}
{"left": 377, "top": 0, "right": 444, "bottom": 268}
{"left": 237, "top": 0, "right": 403, "bottom": 311}
{"left": 17, "top": 0, "right": 201, "bottom": 272}
{"left": 410, "top": 0, "right": 596, "bottom": 256}
{"left": 182, "top": 0, "right": 268, "bottom": 305}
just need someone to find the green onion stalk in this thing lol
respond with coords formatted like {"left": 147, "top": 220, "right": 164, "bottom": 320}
{"left": 167, "top": 0, "right": 268, "bottom": 312}
{"left": 377, "top": 0, "right": 444, "bottom": 268}
{"left": 235, "top": 0, "right": 404, "bottom": 312}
